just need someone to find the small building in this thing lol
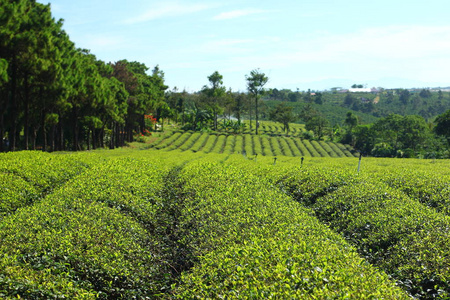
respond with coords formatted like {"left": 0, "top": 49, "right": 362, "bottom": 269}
{"left": 348, "top": 88, "right": 372, "bottom": 93}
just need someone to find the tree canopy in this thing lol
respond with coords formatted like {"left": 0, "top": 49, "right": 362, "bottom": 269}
{"left": 246, "top": 69, "right": 268, "bottom": 134}
{"left": 269, "top": 103, "right": 296, "bottom": 133}
{"left": 0, "top": 0, "right": 168, "bottom": 151}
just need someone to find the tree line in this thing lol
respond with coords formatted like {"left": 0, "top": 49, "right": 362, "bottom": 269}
{"left": 163, "top": 69, "right": 269, "bottom": 134}
{"left": 0, "top": 0, "right": 168, "bottom": 152}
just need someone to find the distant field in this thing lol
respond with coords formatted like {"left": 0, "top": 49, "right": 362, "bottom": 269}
{"left": 149, "top": 122, "right": 357, "bottom": 158}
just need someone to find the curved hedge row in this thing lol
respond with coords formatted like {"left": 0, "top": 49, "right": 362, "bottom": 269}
{"left": 0, "top": 151, "right": 92, "bottom": 219}
{"left": 225, "top": 157, "right": 450, "bottom": 299}
{"left": 150, "top": 131, "right": 357, "bottom": 157}
{"left": 1, "top": 150, "right": 448, "bottom": 299}
{"left": 0, "top": 154, "right": 186, "bottom": 299}
{"left": 370, "top": 168, "right": 450, "bottom": 216}
{"left": 172, "top": 161, "right": 406, "bottom": 298}
{"left": 312, "top": 180, "right": 450, "bottom": 298}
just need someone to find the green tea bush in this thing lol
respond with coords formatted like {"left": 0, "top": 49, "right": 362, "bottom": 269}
{"left": 285, "top": 138, "right": 302, "bottom": 156}
{"left": 310, "top": 140, "right": 329, "bottom": 157}
{"left": 189, "top": 133, "right": 208, "bottom": 152}
{"left": 211, "top": 134, "right": 227, "bottom": 154}
{"left": 0, "top": 151, "right": 91, "bottom": 218}
{"left": 0, "top": 155, "right": 183, "bottom": 298}
{"left": 179, "top": 132, "right": 201, "bottom": 151}
{"left": 173, "top": 161, "right": 407, "bottom": 299}
{"left": 260, "top": 136, "right": 273, "bottom": 156}
{"left": 302, "top": 140, "right": 320, "bottom": 157}
{"left": 312, "top": 180, "right": 450, "bottom": 298}
{"left": 327, "top": 141, "right": 348, "bottom": 157}
{"left": 372, "top": 169, "right": 450, "bottom": 215}
{"left": 154, "top": 131, "right": 182, "bottom": 149}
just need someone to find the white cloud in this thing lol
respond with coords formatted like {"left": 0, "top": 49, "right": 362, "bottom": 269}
{"left": 123, "top": 1, "right": 217, "bottom": 24}
{"left": 213, "top": 8, "right": 268, "bottom": 20}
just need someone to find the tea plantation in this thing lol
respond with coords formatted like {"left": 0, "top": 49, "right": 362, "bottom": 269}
{"left": 1, "top": 147, "right": 449, "bottom": 299}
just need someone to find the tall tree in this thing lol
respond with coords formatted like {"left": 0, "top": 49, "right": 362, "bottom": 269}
{"left": 434, "top": 109, "right": 450, "bottom": 146}
{"left": 231, "top": 92, "right": 247, "bottom": 123}
{"left": 202, "top": 71, "right": 225, "bottom": 131}
{"left": 246, "top": 69, "right": 268, "bottom": 135}
{"left": 269, "top": 103, "right": 296, "bottom": 133}
{"left": 305, "top": 113, "right": 329, "bottom": 140}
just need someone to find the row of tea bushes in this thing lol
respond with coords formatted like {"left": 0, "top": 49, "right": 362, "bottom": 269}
{"left": 150, "top": 131, "right": 358, "bottom": 157}
{"left": 369, "top": 167, "right": 450, "bottom": 216}
{"left": 0, "top": 151, "right": 93, "bottom": 219}
{"left": 312, "top": 180, "right": 450, "bottom": 298}
{"left": 172, "top": 161, "right": 407, "bottom": 298}
{"left": 0, "top": 155, "right": 184, "bottom": 299}
{"left": 231, "top": 158, "right": 450, "bottom": 299}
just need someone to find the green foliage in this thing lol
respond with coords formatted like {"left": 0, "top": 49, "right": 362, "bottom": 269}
{"left": 0, "top": 2, "right": 168, "bottom": 152}
{"left": 352, "top": 114, "right": 435, "bottom": 157}
{"left": 268, "top": 102, "right": 296, "bottom": 133}
{"left": 246, "top": 69, "right": 269, "bottom": 135}
{"left": 173, "top": 161, "right": 406, "bottom": 299}
{"left": 257, "top": 160, "right": 450, "bottom": 298}
{"left": 0, "top": 151, "right": 91, "bottom": 218}
{"left": 148, "top": 128, "right": 357, "bottom": 157}
{"left": 1, "top": 149, "right": 449, "bottom": 298}
{"left": 434, "top": 109, "right": 450, "bottom": 145}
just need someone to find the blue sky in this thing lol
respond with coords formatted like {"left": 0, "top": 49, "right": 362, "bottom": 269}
{"left": 39, "top": 0, "right": 450, "bottom": 92}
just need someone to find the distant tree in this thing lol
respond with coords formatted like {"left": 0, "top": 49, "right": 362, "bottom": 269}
{"left": 305, "top": 114, "right": 329, "bottom": 139}
{"left": 434, "top": 109, "right": 450, "bottom": 146}
{"left": 419, "top": 89, "right": 432, "bottom": 98}
{"left": 314, "top": 92, "right": 323, "bottom": 105}
{"left": 438, "top": 89, "right": 444, "bottom": 100}
{"left": 352, "top": 84, "right": 364, "bottom": 88}
{"left": 353, "top": 124, "right": 375, "bottom": 153}
{"left": 341, "top": 112, "right": 359, "bottom": 145}
{"left": 344, "top": 93, "right": 355, "bottom": 107}
{"left": 385, "top": 90, "right": 394, "bottom": 103}
{"left": 288, "top": 92, "right": 299, "bottom": 102}
{"left": 372, "top": 114, "right": 403, "bottom": 149}
{"left": 246, "top": 69, "right": 268, "bottom": 135}
{"left": 399, "top": 89, "right": 410, "bottom": 105}
{"left": 344, "top": 111, "right": 358, "bottom": 130}
{"left": 269, "top": 103, "right": 296, "bottom": 133}
{"left": 202, "top": 71, "right": 225, "bottom": 131}
{"left": 399, "top": 115, "right": 430, "bottom": 151}
{"left": 299, "top": 103, "right": 316, "bottom": 123}
{"left": 303, "top": 89, "right": 312, "bottom": 103}
{"left": 231, "top": 92, "right": 247, "bottom": 123}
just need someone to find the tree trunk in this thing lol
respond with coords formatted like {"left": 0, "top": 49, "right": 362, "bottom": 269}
{"left": 24, "top": 75, "right": 30, "bottom": 150}
{"left": 9, "top": 58, "right": 18, "bottom": 151}
{"left": 100, "top": 126, "right": 105, "bottom": 148}
{"left": 72, "top": 108, "right": 79, "bottom": 151}
{"left": 32, "top": 126, "right": 37, "bottom": 150}
{"left": 92, "top": 128, "right": 96, "bottom": 150}
{"left": 0, "top": 113, "right": 4, "bottom": 152}
{"left": 41, "top": 112, "right": 47, "bottom": 152}
{"left": 58, "top": 117, "right": 64, "bottom": 151}
{"left": 255, "top": 95, "right": 259, "bottom": 135}
{"left": 110, "top": 122, "right": 115, "bottom": 149}
{"left": 50, "top": 125, "right": 56, "bottom": 152}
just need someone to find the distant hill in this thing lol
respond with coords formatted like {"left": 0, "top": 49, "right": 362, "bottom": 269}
{"left": 263, "top": 88, "right": 450, "bottom": 125}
